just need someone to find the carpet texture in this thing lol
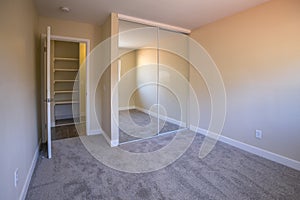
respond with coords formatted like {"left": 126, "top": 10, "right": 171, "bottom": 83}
{"left": 119, "top": 109, "right": 182, "bottom": 143}
{"left": 26, "top": 131, "right": 300, "bottom": 200}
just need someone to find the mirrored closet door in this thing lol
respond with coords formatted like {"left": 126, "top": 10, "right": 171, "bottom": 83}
{"left": 118, "top": 20, "right": 189, "bottom": 144}
{"left": 118, "top": 20, "right": 159, "bottom": 143}
{"left": 158, "top": 29, "right": 189, "bottom": 136}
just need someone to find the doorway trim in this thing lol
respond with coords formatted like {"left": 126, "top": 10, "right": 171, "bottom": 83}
{"left": 46, "top": 34, "right": 91, "bottom": 135}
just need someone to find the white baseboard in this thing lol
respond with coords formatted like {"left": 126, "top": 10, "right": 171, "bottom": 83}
{"left": 190, "top": 125, "right": 300, "bottom": 171}
{"left": 135, "top": 106, "right": 187, "bottom": 127}
{"left": 119, "top": 106, "right": 135, "bottom": 111}
{"left": 110, "top": 139, "right": 119, "bottom": 147}
{"left": 101, "top": 131, "right": 118, "bottom": 147}
{"left": 163, "top": 116, "right": 186, "bottom": 127}
{"left": 87, "top": 129, "right": 118, "bottom": 147}
{"left": 20, "top": 141, "right": 40, "bottom": 200}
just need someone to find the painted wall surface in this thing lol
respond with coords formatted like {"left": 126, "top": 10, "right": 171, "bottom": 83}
{"left": 190, "top": 0, "right": 300, "bottom": 161}
{"left": 39, "top": 16, "right": 102, "bottom": 134}
{"left": 0, "top": 0, "right": 39, "bottom": 199}
{"left": 110, "top": 13, "right": 120, "bottom": 143}
{"left": 95, "top": 13, "right": 119, "bottom": 142}
{"left": 130, "top": 48, "right": 189, "bottom": 123}
{"left": 39, "top": 17, "right": 102, "bottom": 49}
{"left": 134, "top": 48, "right": 158, "bottom": 113}
{"left": 95, "top": 14, "right": 112, "bottom": 138}
{"left": 79, "top": 43, "right": 87, "bottom": 119}
{"left": 159, "top": 50, "right": 189, "bottom": 123}
{"left": 118, "top": 50, "right": 137, "bottom": 108}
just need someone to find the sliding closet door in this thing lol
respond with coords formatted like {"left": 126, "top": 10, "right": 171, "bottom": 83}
{"left": 158, "top": 29, "right": 189, "bottom": 134}
{"left": 118, "top": 20, "right": 159, "bottom": 143}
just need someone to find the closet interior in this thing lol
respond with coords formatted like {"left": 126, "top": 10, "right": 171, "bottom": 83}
{"left": 49, "top": 39, "right": 87, "bottom": 139}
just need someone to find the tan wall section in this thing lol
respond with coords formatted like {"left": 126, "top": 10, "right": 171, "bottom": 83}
{"left": 120, "top": 50, "right": 137, "bottom": 76}
{"left": 95, "top": 14, "right": 113, "bottom": 137}
{"left": 95, "top": 13, "right": 119, "bottom": 142}
{"left": 159, "top": 50, "right": 189, "bottom": 122}
{"left": 119, "top": 50, "right": 137, "bottom": 108}
{"left": 79, "top": 43, "right": 87, "bottom": 117}
{"left": 190, "top": 0, "right": 300, "bottom": 161}
{"left": 39, "top": 17, "right": 102, "bottom": 49}
{"left": 134, "top": 48, "right": 158, "bottom": 111}
{"left": 110, "top": 13, "right": 119, "bottom": 143}
{"left": 0, "top": 0, "right": 39, "bottom": 199}
{"left": 131, "top": 48, "right": 189, "bottom": 123}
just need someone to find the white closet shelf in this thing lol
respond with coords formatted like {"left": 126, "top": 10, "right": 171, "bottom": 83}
{"left": 54, "top": 57, "right": 79, "bottom": 61}
{"left": 54, "top": 79, "right": 78, "bottom": 83}
{"left": 54, "top": 68, "right": 79, "bottom": 72}
{"left": 55, "top": 100, "right": 79, "bottom": 105}
{"left": 54, "top": 90, "right": 79, "bottom": 94}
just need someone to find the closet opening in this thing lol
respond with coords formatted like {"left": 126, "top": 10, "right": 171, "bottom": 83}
{"left": 51, "top": 40, "right": 83, "bottom": 140}
{"left": 41, "top": 34, "right": 90, "bottom": 144}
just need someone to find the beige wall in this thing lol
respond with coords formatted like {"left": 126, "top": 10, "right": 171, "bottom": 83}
{"left": 79, "top": 43, "right": 87, "bottom": 118}
{"left": 110, "top": 13, "right": 119, "bottom": 143}
{"left": 95, "top": 13, "right": 119, "bottom": 142}
{"left": 0, "top": 0, "right": 39, "bottom": 199}
{"left": 190, "top": 0, "right": 300, "bottom": 161}
{"left": 120, "top": 50, "right": 137, "bottom": 76}
{"left": 134, "top": 48, "right": 158, "bottom": 112}
{"left": 95, "top": 14, "right": 112, "bottom": 138}
{"left": 159, "top": 50, "right": 189, "bottom": 123}
{"left": 119, "top": 50, "right": 137, "bottom": 108}
{"left": 117, "top": 47, "right": 191, "bottom": 125}
{"left": 39, "top": 17, "right": 102, "bottom": 49}
{"left": 39, "top": 16, "right": 103, "bottom": 134}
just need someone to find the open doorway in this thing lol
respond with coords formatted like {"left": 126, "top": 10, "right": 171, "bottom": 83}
{"left": 41, "top": 34, "right": 90, "bottom": 146}
{"left": 50, "top": 40, "right": 86, "bottom": 140}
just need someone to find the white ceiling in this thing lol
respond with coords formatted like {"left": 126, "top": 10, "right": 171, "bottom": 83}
{"left": 35, "top": 0, "right": 270, "bottom": 30}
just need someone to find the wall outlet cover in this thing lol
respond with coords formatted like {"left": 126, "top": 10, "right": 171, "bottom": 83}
{"left": 255, "top": 130, "right": 263, "bottom": 139}
{"left": 14, "top": 168, "right": 19, "bottom": 187}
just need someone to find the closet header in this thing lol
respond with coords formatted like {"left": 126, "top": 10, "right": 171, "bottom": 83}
{"left": 118, "top": 14, "right": 191, "bottom": 34}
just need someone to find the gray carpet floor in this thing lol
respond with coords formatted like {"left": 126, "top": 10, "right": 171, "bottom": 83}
{"left": 119, "top": 109, "right": 183, "bottom": 143}
{"left": 26, "top": 131, "right": 300, "bottom": 200}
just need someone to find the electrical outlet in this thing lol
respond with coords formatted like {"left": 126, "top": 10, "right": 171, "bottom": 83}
{"left": 14, "top": 168, "right": 19, "bottom": 187}
{"left": 255, "top": 130, "right": 262, "bottom": 139}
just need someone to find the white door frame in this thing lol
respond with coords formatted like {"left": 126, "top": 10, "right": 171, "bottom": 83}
{"left": 46, "top": 27, "right": 52, "bottom": 158}
{"left": 41, "top": 34, "right": 91, "bottom": 148}
{"left": 50, "top": 35, "right": 91, "bottom": 136}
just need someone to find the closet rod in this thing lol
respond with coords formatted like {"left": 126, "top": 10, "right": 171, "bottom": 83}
{"left": 118, "top": 13, "right": 191, "bottom": 34}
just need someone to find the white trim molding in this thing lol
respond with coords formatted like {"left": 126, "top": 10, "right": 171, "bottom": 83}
{"left": 88, "top": 129, "right": 118, "bottom": 147}
{"left": 118, "top": 14, "right": 191, "bottom": 34}
{"left": 190, "top": 125, "right": 300, "bottom": 171}
{"left": 102, "top": 131, "right": 119, "bottom": 147}
{"left": 119, "top": 106, "right": 136, "bottom": 111}
{"left": 110, "top": 139, "right": 119, "bottom": 147}
{"left": 135, "top": 106, "right": 187, "bottom": 127}
{"left": 20, "top": 141, "right": 40, "bottom": 200}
